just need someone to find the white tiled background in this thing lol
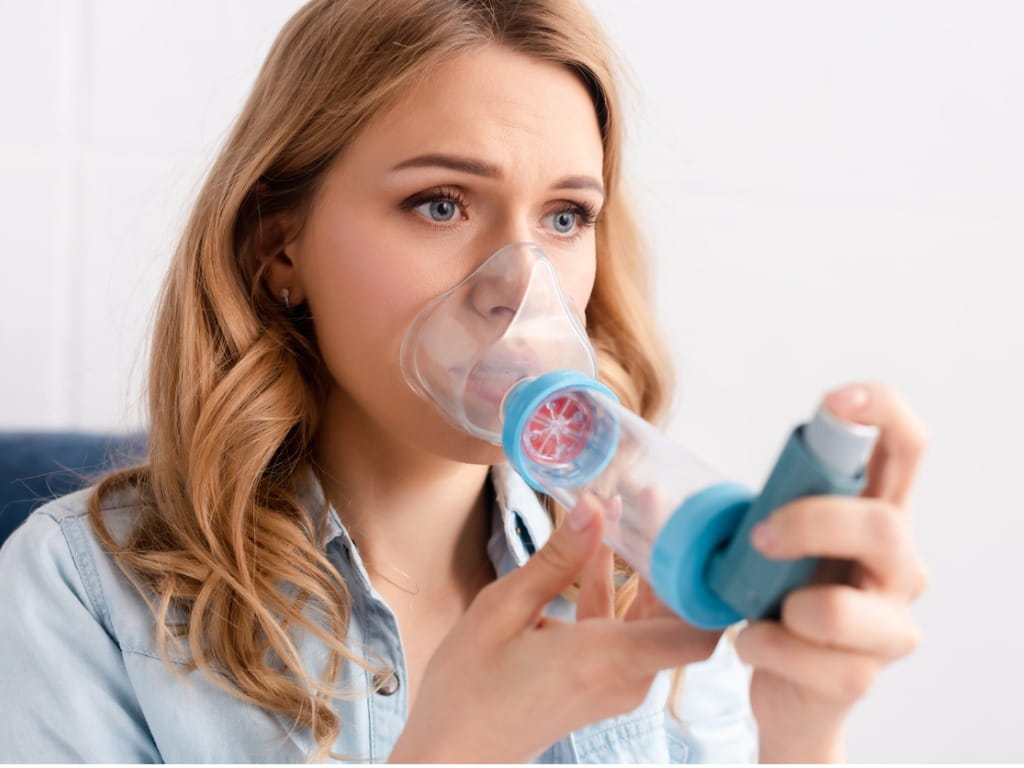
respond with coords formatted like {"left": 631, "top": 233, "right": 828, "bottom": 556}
{"left": 2, "top": 0, "right": 1021, "bottom": 761}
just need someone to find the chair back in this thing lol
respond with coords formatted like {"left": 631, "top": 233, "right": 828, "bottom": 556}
{"left": 0, "top": 432, "right": 145, "bottom": 547}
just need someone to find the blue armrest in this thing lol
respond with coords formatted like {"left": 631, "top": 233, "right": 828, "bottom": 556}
{"left": 0, "top": 432, "right": 146, "bottom": 547}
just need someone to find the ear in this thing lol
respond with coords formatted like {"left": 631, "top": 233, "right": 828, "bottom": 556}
{"left": 256, "top": 211, "right": 306, "bottom": 306}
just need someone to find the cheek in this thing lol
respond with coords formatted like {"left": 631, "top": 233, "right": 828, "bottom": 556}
{"left": 556, "top": 251, "right": 598, "bottom": 322}
{"left": 301, "top": 213, "right": 433, "bottom": 356}
{"left": 578, "top": 264, "right": 598, "bottom": 310}
{"left": 296, "top": 208, "right": 504, "bottom": 462}
{"left": 294, "top": 209, "right": 414, "bottom": 419}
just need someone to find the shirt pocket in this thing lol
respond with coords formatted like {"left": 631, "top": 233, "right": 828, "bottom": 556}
{"left": 570, "top": 706, "right": 672, "bottom": 763}
{"left": 665, "top": 712, "right": 694, "bottom": 763}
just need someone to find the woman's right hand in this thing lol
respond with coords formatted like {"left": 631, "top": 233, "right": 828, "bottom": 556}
{"left": 388, "top": 495, "right": 723, "bottom": 764}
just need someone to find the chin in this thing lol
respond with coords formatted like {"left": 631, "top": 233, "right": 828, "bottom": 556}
{"left": 424, "top": 426, "right": 509, "bottom": 466}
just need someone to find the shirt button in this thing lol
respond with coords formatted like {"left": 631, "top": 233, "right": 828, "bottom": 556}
{"left": 373, "top": 669, "right": 400, "bottom": 696}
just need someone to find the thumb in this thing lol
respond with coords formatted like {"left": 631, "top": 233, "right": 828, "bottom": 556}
{"left": 500, "top": 493, "right": 605, "bottom": 626}
{"left": 823, "top": 382, "right": 871, "bottom": 424}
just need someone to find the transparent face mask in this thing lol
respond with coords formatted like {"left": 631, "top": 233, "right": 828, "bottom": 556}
{"left": 400, "top": 242, "right": 596, "bottom": 444}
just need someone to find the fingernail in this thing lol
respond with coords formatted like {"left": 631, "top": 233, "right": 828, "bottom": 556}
{"left": 750, "top": 521, "right": 775, "bottom": 552}
{"left": 568, "top": 497, "right": 595, "bottom": 532}
{"left": 826, "top": 385, "right": 869, "bottom": 412}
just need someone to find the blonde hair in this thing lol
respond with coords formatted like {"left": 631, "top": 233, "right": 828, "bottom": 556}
{"left": 89, "top": 0, "right": 677, "bottom": 761}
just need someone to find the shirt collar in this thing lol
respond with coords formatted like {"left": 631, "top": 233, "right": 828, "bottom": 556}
{"left": 297, "top": 463, "right": 553, "bottom": 576}
{"left": 488, "top": 462, "right": 553, "bottom": 569}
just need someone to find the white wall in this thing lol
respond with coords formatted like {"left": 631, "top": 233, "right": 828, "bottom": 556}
{"left": 2, "top": 0, "right": 1021, "bottom": 761}
{"left": 588, "top": 2, "right": 1024, "bottom": 761}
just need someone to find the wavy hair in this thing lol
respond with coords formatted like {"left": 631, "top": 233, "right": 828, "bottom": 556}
{"left": 89, "top": 0, "right": 677, "bottom": 761}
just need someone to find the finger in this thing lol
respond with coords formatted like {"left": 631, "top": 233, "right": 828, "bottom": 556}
{"left": 623, "top": 578, "right": 651, "bottom": 622}
{"left": 823, "top": 382, "right": 929, "bottom": 509}
{"left": 751, "top": 495, "right": 923, "bottom": 596}
{"left": 614, "top": 617, "right": 722, "bottom": 673}
{"left": 625, "top": 576, "right": 668, "bottom": 622}
{"left": 780, "top": 585, "right": 922, "bottom": 659}
{"left": 494, "top": 493, "right": 605, "bottom": 628}
{"left": 577, "top": 542, "right": 615, "bottom": 620}
{"left": 735, "top": 620, "right": 881, "bottom": 707}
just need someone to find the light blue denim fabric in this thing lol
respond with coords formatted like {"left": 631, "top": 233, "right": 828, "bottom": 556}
{"left": 0, "top": 464, "right": 757, "bottom": 762}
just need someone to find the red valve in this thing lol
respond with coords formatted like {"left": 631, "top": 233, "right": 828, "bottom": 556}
{"left": 523, "top": 392, "right": 594, "bottom": 466}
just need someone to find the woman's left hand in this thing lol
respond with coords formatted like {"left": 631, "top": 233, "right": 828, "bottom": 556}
{"left": 737, "top": 382, "right": 930, "bottom": 762}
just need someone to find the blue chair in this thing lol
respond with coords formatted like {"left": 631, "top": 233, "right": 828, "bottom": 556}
{"left": 0, "top": 432, "right": 146, "bottom": 547}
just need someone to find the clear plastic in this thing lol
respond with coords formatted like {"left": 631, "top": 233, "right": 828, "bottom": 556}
{"left": 509, "top": 381, "right": 729, "bottom": 579}
{"left": 400, "top": 241, "right": 880, "bottom": 624}
{"left": 401, "top": 242, "right": 732, "bottom": 579}
{"left": 400, "top": 242, "right": 596, "bottom": 444}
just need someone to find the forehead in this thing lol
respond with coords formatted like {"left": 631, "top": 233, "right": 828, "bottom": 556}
{"left": 340, "top": 45, "right": 604, "bottom": 179}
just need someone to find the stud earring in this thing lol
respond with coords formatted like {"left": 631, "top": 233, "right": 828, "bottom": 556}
{"left": 281, "top": 288, "right": 291, "bottom": 309}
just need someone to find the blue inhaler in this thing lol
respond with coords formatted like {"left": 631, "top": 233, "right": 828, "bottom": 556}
{"left": 503, "top": 376, "right": 879, "bottom": 628}
{"left": 401, "top": 242, "right": 880, "bottom": 629}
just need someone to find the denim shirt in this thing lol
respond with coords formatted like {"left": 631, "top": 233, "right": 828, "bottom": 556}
{"left": 0, "top": 464, "right": 757, "bottom": 763}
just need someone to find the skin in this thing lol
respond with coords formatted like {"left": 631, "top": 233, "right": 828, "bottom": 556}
{"left": 739, "top": 383, "right": 929, "bottom": 761}
{"left": 266, "top": 43, "right": 609, "bottom": 708}
{"left": 264, "top": 44, "right": 929, "bottom": 763}
{"left": 571, "top": 383, "right": 929, "bottom": 762}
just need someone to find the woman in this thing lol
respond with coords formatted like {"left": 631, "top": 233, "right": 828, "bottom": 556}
{"left": 0, "top": 0, "right": 928, "bottom": 762}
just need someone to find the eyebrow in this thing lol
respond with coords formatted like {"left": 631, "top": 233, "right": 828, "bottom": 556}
{"left": 390, "top": 153, "right": 605, "bottom": 197}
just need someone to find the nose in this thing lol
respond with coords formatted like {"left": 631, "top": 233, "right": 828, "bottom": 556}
{"left": 467, "top": 241, "right": 538, "bottom": 321}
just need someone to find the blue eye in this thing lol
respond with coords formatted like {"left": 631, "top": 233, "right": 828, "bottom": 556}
{"left": 404, "top": 188, "right": 468, "bottom": 224}
{"left": 551, "top": 211, "right": 577, "bottom": 234}
{"left": 417, "top": 199, "right": 458, "bottom": 222}
{"left": 542, "top": 201, "right": 599, "bottom": 239}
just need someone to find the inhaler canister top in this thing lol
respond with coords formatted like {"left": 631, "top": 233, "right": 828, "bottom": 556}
{"left": 803, "top": 403, "right": 880, "bottom": 478}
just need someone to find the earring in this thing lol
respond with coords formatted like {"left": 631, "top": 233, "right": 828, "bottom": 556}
{"left": 281, "top": 288, "right": 291, "bottom": 309}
